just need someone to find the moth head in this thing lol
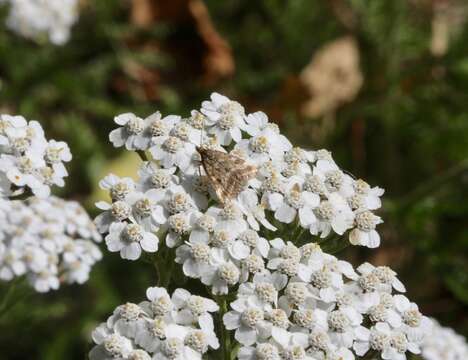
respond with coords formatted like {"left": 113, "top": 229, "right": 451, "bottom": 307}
{"left": 196, "top": 145, "right": 206, "bottom": 154}
{"left": 194, "top": 146, "right": 206, "bottom": 164}
{"left": 196, "top": 145, "right": 210, "bottom": 160}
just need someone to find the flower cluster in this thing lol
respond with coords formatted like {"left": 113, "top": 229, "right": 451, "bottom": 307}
{"left": 91, "top": 93, "right": 432, "bottom": 359}
{"left": 0, "top": 114, "right": 101, "bottom": 292}
{"left": 224, "top": 245, "right": 430, "bottom": 360}
{"left": 0, "top": 0, "right": 79, "bottom": 45}
{"left": 421, "top": 319, "right": 468, "bottom": 360}
{"left": 0, "top": 114, "right": 72, "bottom": 198}
{"left": 89, "top": 287, "right": 219, "bottom": 360}
{"left": 96, "top": 93, "right": 383, "bottom": 268}
{"left": 0, "top": 196, "right": 101, "bottom": 292}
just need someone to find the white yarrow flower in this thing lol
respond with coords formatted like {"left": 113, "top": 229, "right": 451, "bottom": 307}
{"left": 201, "top": 92, "right": 246, "bottom": 145}
{"left": 3, "top": 0, "right": 79, "bottom": 45}
{"left": 105, "top": 222, "right": 158, "bottom": 260}
{"left": 109, "top": 112, "right": 152, "bottom": 150}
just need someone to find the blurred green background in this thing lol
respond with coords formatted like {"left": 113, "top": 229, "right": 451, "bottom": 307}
{"left": 0, "top": 0, "right": 467, "bottom": 359}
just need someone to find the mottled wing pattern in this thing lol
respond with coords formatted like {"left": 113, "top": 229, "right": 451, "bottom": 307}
{"left": 197, "top": 147, "right": 257, "bottom": 204}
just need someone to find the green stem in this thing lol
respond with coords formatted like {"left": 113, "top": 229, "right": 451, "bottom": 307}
{"left": 0, "top": 281, "right": 18, "bottom": 314}
{"left": 0, "top": 278, "right": 30, "bottom": 320}
{"left": 319, "top": 233, "right": 350, "bottom": 254}
{"left": 289, "top": 219, "right": 300, "bottom": 242}
{"left": 162, "top": 248, "right": 175, "bottom": 287}
{"left": 216, "top": 296, "right": 231, "bottom": 360}
{"left": 294, "top": 227, "right": 306, "bottom": 243}
{"left": 148, "top": 253, "right": 161, "bottom": 285}
{"left": 398, "top": 158, "right": 468, "bottom": 210}
{"left": 136, "top": 150, "right": 149, "bottom": 162}
{"left": 361, "top": 349, "right": 380, "bottom": 359}
{"left": 230, "top": 344, "right": 240, "bottom": 360}
{"left": 154, "top": 260, "right": 161, "bottom": 285}
{"left": 142, "top": 253, "right": 161, "bottom": 284}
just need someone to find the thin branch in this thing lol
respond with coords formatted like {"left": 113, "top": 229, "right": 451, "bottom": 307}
{"left": 398, "top": 158, "right": 468, "bottom": 210}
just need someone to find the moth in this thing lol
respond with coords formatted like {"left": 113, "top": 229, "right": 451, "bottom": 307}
{"left": 196, "top": 146, "right": 257, "bottom": 205}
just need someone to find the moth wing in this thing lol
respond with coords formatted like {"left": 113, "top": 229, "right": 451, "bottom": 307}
{"left": 201, "top": 152, "right": 230, "bottom": 204}
{"left": 200, "top": 147, "right": 258, "bottom": 205}
{"left": 205, "top": 174, "right": 227, "bottom": 204}
{"left": 220, "top": 164, "right": 258, "bottom": 202}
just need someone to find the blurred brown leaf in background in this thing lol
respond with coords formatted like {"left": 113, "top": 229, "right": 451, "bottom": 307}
{"left": 300, "top": 36, "right": 363, "bottom": 118}
{"left": 131, "top": 0, "right": 234, "bottom": 86}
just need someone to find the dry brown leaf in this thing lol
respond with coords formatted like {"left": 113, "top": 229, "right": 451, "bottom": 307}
{"left": 130, "top": 0, "right": 234, "bottom": 84}
{"left": 188, "top": 0, "right": 235, "bottom": 83}
{"left": 300, "top": 36, "right": 363, "bottom": 118}
{"left": 131, "top": 0, "right": 158, "bottom": 27}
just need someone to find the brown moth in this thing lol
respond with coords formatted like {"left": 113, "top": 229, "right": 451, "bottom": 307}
{"left": 196, "top": 146, "right": 257, "bottom": 205}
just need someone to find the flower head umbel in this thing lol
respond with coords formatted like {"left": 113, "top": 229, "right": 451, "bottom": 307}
{"left": 2, "top": 0, "right": 79, "bottom": 45}
{"left": 88, "top": 92, "right": 436, "bottom": 360}
{"left": 0, "top": 115, "right": 71, "bottom": 198}
{"left": 228, "top": 243, "right": 429, "bottom": 360}
{"left": 201, "top": 92, "right": 246, "bottom": 145}
{"left": 0, "top": 196, "right": 101, "bottom": 292}
{"left": 109, "top": 112, "right": 163, "bottom": 151}
{"left": 421, "top": 319, "right": 468, "bottom": 360}
{"left": 89, "top": 286, "right": 219, "bottom": 360}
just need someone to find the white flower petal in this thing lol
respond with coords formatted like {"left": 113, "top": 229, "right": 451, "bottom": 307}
{"left": 223, "top": 312, "right": 241, "bottom": 330}
{"left": 235, "top": 326, "right": 257, "bottom": 346}
{"left": 121, "top": 243, "right": 141, "bottom": 260}
{"left": 274, "top": 204, "right": 296, "bottom": 223}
